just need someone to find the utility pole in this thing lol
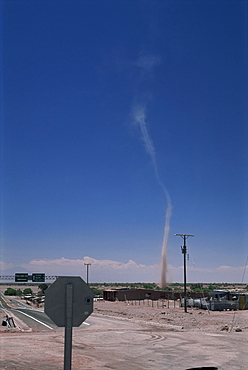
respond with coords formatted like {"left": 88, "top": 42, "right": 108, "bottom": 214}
{"left": 174, "top": 234, "right": 194, "bottom": 313}
{"left": 84, "top": 263, "right": 91, "bottom": 284}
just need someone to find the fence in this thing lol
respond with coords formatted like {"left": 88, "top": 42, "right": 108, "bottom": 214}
{"left": 123, "top": 298, "right": 181, "bottom": 308}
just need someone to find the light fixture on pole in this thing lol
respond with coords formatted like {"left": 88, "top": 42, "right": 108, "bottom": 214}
{"left": 174, "top": 234, "right": 194, "bottom": 313}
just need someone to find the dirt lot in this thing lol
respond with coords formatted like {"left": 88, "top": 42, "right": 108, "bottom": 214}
{"left": 1, "top": 290, "right": 248, "bottom": 369}
{"left": 1, "top": 298, "right": 248, "bottom": 369}
{"left": 94, "top": 299, "right": 248, "bottom": 332}
{"left": 0, "top": 285, "right": 40, "bottom": 294}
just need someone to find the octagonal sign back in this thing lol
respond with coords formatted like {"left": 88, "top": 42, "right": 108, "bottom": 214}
{"left": 45, "top": 276, "right": 94, "bottom": 327}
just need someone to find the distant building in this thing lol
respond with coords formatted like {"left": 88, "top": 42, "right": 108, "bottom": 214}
{"left": 210, "top": 290, "right": 248, "bottom": 310}
{"left": 103, "top": 288, "right": 192, "bottom": 301}
{"left": 103, "top": 288, "right": 248, "bottom": 310}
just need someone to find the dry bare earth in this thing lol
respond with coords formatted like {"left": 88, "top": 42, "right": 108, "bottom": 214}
{"left": 1, "top": 299, "right": 248, "bottom": 369}
{"left": 0, "top": 285, "right": 40, "bottom": 294}
{"left": 94, "top": 299, "right": 248, "bottom": 332}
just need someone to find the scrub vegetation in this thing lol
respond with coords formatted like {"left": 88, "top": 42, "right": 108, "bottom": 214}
{"left": 90, "top": 282, "right": 248, "bottom": 297}
{"left": 1, "top": 282, "right": 247, "bottom": 298}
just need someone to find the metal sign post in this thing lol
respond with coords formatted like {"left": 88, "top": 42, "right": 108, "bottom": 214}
{"left": 64, "top": 283, "right": 73, "bottom": 370}
{"left": 45, "top": 276, "right": 94, "bottom": 370}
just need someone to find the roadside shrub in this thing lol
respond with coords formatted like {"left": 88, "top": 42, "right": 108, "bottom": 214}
{"left": 16, "top": 289, "right": 23, "bottom": 296}
{"left": 23, "top": 288, "right": 33, "bottom": 295}
{"left": 38, "top": 283, "right": 48, "bottom": 294}
{"left": 4, "top": 288, "right": 17, "bottom": 295}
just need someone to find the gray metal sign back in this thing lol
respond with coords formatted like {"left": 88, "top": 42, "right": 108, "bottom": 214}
{"left": 45, "top": 276, "right": 94, "bottom": 370}
{"left": 45, "top": 276, "right": 93, "bottom": 327}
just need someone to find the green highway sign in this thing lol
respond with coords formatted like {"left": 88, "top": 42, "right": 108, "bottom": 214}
{"left": 15, "top": 273, "right": 29, "bottom": 282}
{"left": 32, "top": 273, "right": 45, "bottom": 282}
{"left": 14, "top": 272, "right": 45, "bottom": 282}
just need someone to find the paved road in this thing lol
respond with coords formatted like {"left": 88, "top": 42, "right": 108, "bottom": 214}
{"left": 0, "top": 293, "right": 56, "bottom": 330}
{"left": 2, "top": 311, "right": 247, "bottom": 369}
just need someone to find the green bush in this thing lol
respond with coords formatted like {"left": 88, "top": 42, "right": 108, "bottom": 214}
{"left": 16, "top": 289, "right": 23, "bottom": 296}
{"left": 38, "top": 283, "right": 49, "bottom": 294}
{"left": 143, "top": 283, "right": 157, "bottom": 290}
{"left": 190, "top": 283, "right": 203, "bottom": 291}
{"left": 92, "top": 287, "right": 103, "bottom": 296}
{"left": 4, "top": 288, "right": 17, "bottom": 295}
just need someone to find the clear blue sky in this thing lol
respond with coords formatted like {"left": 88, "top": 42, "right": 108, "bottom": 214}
{"left": 1, "top": 0, "right": 247, "bottom": 283}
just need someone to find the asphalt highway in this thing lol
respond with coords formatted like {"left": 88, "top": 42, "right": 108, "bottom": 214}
{"left": 0, "top": 293, "right": 56, "bottom": 330}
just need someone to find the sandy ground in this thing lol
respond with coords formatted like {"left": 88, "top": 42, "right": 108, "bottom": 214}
{"left": 1, "top": 298, "right": 248, "bottom": 369}
{"left": 94, "top": 299, "right": 248, "bottom": 332}
{"left": 0, "top": 285, "right": 40, "bottom": 294}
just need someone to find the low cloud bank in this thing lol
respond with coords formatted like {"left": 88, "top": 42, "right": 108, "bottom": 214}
{"left": 1, "top": 257, "right": 247, "bottom": 283}
{"left": 21, "top": 257, "right": 159, "bottom": 283}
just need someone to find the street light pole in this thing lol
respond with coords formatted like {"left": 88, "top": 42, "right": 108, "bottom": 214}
{"left": 174, "top": 234, "right": 194, "bottom": 313}
{"left": 84, "top": 263, "right": 91, "bottom": 284}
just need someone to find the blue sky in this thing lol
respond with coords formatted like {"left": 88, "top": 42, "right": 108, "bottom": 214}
{"left": 1, "top": 0, "right": 247, "bottom": 283}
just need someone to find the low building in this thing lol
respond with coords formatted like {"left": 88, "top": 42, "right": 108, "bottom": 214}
{"left": 103, "top": 288, "right": 248, "bottom": 310}
{"left": 208, "top": 290, "right": 248, "bottom": 310}
{"left": 229, "top": 291, "right": 248, "bottom": 310}
{"left": 103, "top": 288, "right": 201, "bottom": 301}
{"left": 103, "top": 288, "right": 169, "bottom": 301}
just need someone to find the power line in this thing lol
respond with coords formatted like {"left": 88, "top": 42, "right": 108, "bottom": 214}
{"left": 175, "top": 234, "right": 194, "bottom": 313}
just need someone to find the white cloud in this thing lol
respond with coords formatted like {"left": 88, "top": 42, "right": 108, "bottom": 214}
{"left": 1, "top": 257, "right": 247, "bottom": 283}
{"left": 18, "top": 257, "right": 159, "bottom": 283}
{"left": 167, "top": 264, "right": 248, "bottom": 283}
{"left": 0, "top": 261, "right": 15, "bottom": 272}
